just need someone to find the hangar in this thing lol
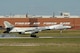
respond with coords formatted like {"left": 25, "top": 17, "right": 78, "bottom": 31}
{"left": 0, "top": 12, "right": 80, "bottom": 30}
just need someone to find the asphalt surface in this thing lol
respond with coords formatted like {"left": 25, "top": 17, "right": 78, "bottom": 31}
{"left": 0, "top": 36, "right": 80, "bottom": 39}
{"left": 0, "top": 33, "right": 80, "bottom": 39}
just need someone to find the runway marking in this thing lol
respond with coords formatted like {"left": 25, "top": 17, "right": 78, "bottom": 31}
{"left": 0, "top": 43, "right": 79, "bottom": 46}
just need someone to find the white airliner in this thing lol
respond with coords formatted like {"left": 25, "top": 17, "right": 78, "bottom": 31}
{"left": 3, "top": 21, "right": 71, "bottom": 37}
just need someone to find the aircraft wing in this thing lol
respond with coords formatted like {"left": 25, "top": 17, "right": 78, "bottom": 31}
{"left": 24, "top": 26, "right": 49, "bottom": 34}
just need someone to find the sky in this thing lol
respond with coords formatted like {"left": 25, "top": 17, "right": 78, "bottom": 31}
{"left": 0, "top": 0, "right": 80, "bottom": 15}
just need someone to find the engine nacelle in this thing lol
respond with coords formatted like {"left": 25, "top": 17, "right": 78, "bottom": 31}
{"left": 18, "top": 32, "right": 24, "bottom": 34}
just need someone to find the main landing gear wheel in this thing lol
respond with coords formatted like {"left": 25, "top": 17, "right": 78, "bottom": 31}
{"left": 30, "top": 34, "right": 37, "bottom": 38}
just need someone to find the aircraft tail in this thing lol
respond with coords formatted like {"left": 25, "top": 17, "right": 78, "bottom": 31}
{"left": 4, "top": 21, "right": 14, "bottom": 28}
{"left": 3, "top": 21, "right": 14, "bottom": 33}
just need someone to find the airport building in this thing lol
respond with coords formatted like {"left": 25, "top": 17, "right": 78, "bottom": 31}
{"left": 0, "top": 12, "right": 80, "bottom": 30}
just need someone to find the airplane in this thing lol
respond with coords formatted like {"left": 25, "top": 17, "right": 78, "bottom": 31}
{"left": 3, "top": 21, "right": 71, "bottom": 37}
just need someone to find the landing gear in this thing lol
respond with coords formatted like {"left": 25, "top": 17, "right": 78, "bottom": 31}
{"left": 59, "top": 30, "right": 63, "bottom": 36}
{"left": 30, "top": 34, "right": 37, "bottom": 38}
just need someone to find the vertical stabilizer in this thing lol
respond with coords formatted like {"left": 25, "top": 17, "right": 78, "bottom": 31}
{"left": 4, "top": 21, "right": 14, "bottom": 28}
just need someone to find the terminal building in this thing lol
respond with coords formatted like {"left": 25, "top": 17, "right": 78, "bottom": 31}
{"left": 0, "top": 12, "right": 80, "bottom": 30}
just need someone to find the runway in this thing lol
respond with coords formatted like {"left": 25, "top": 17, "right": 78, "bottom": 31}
{"left": 0, "top": 33, "right": 80, "bottom": 39}
{"left": 0, "top": 36, "right": 80, "bottom": 39}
